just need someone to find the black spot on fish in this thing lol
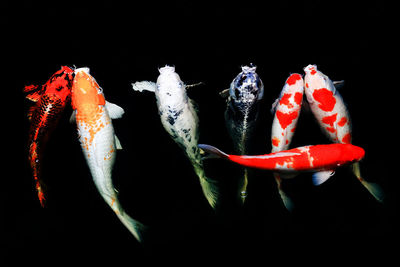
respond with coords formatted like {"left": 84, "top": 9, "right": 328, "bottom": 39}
{"left": 167, "top": 109, "right": 182, "bottom": 126}
{"left": 182, "top": 128, "right": 192, "bottom": 142}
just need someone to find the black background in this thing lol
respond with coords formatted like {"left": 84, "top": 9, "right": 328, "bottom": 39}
{"left": 2, "top": 0, "right": 398, "bottom": 265}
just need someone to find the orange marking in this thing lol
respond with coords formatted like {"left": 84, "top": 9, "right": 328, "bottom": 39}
{"left": 72, "top": 69, "right": 107, "bottom": 147}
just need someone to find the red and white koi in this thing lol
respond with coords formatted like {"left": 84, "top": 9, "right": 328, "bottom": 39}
{"left": 25, "top": 66, "right": 74, "bottom": 207}
{"left": 270, "top": 73, "right": 304, "bottom": 210}
{"left": 71, "top": 67, "right": 145, "bottom": 241}
{"left": 304, "top": 64, "right": 384, "bottom": 202}
{"left": 198, "top": 143, "right": 365, "bottom": 184}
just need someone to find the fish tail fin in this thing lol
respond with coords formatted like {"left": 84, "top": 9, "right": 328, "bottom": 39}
{"left": 198, "top": 144, "right": 228, "bottom": 159}
{"left": 352, "top": 163, "right": 385, "bottom": 203}
{"left": 239, "top": 168, "right": 249, "bottom": 204}
{"left": 274, "top": 173, "right": 294, "bottom": 212}
{"left": 35, "top": 180, "right": 46, "bottom": 207}
{"left": 193, "top": 163, "right": 220, "bottom": 210}
{"left": 110, "top": 197, "right": 147, "bottom": 242}
{"left": 116, "top": 211, "right": 148, "bottom": 243}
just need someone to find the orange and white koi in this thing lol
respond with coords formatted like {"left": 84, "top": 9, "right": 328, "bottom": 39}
{"left": 304, "top": 64, "right": 384, "bottom": 202}
{"left": 270, "top": 73, "right": 304, "bottom": 210}
{"left": 71, "top": 67, "right": 145, "bottom": 241}
{"left": 198, "top": 143, "right": 365, "bottom": 182}
{"left": 25, "top": 66, "right": 74, "bottom": 207}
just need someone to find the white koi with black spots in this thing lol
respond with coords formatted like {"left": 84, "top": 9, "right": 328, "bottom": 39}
{"left": 132, "top": 65, "right": 220, "bottom": 209}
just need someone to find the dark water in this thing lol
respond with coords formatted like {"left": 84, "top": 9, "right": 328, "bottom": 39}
{"left": 3, "top": 1, "right": 397, "bottom": 264}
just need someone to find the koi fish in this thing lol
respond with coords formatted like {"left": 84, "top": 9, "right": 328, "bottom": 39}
{"left": 25, "top": 66, "right": 74, "bottom": 207}
{"left": 198, "top": 143, "right": 365, "bottom": 184}
{"left": 132, "top": 65, "right": 220, "bottom": 209}
{"left": 71, "top": 67, "right": 145, "bottom": 242}
{"left": 221, "top": 64, "right": 264, "bottom": 203}
{"left": 270, "top": 73, "right": 304, "bottom": 210}
{"left": 304, "top": 64, "right": 384, "bottom": 202}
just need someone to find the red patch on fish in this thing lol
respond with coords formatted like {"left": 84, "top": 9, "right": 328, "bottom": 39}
{"left": 276, "top": 110, "right": 299, "bottom": 130}
{"left": 279, "top": 93, "right": 293, "bottom": 108}
{"left": 286, "top": 73, "right": 302, "bottom": 85}
{"left": 312, "top": 88, "right": 336, "bottom": 112}
{"left": 272, "top": 137, "right": 280, "bottom": 147}
{"left": 294, "top": 92, "right": 303, "bottom": 105}
{"left": 338, "top": 117, "right": 348, "bottom": 127}
{"left": 326, "top": 127, "right": 336, "bottom": 133}
{"left": 322, "top": 113, "right": 337, "bottom": 127}
{"left": 342, "top": 133, "right": 351, "bottom": 144}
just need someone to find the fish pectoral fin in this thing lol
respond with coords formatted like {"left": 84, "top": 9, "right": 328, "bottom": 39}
{"left": 24, "top": 84, "right": 42, "bottom": 102}
{"left": 69, "top": 110, "right": 76, "bottom": 124}
{"left": 312, "top": 170, "right": 335, "bottom": 186}
{"left": 219, "top": 88, "right": 230, "bottom": 98}
{"left": 186, "top": 81, "right": 204, "bottom": 89}
{"left": 27, "top": 106, "right": 36, "bottom": 121}
{"left": 131, "top": 81, "right": 156, "bottom": 93}
{"left": 270, "top": 97, "right": 280, "bottom": 114}
{"left": 114, "top": 135, "right": 123, "bottom": 150}
{"left": 333, "top": 80, "right": 345, "bottom": 91}
{"left": 105, "top": 101, "right": 125, "bottom": 119}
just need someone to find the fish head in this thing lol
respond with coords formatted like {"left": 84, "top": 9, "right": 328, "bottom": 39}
{"left": 230, "top": 64, "right": 264, "bottom": 104}
{"left": 303, "top": 64, "right": 330, "bottom": 92}
{"left": 284, "top": 73, "right": 304, "bottom": 93}
{"left": 71, "top": 67, "right": 105, "bottom": 110}
{"left": 341, "top": 144, "right": 365, "bottom": 163}
{"left": 43, "top": 66, "right": 74, "bottom": 101}
{"left": 156, "top": 65, "right": 185, "bottom": 93}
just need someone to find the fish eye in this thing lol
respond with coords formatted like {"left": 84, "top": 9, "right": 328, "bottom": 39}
{"left": 98, "top": 87, "right": 103, "bottom": 94}
{"left": 56, "top": 86, "right": 63, "bottom": 91}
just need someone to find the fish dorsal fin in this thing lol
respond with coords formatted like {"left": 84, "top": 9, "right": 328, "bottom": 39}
{"left": 105, "top": 101, "right": 125, "bottom": 119}
{"left": 24, "top": 84, "right": 42, "bottom": 102}
{"left": 312, "top": 170, "right": 335, "bottom": 186}
{"left": 131, "top": 81, "right": 156, "bottom": 93}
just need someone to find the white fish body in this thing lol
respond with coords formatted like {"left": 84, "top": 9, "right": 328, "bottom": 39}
{"left": 132, "top": 66, "right": 220, "bottom": 209}
{"left": 270, "top": 73, "right": 304, "bottom": 211}
{"left": 304, "top": 64, "right": 384, "bottom": 202}
{"left": 72, "top": 67, "right": 146, "bottom": 241}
